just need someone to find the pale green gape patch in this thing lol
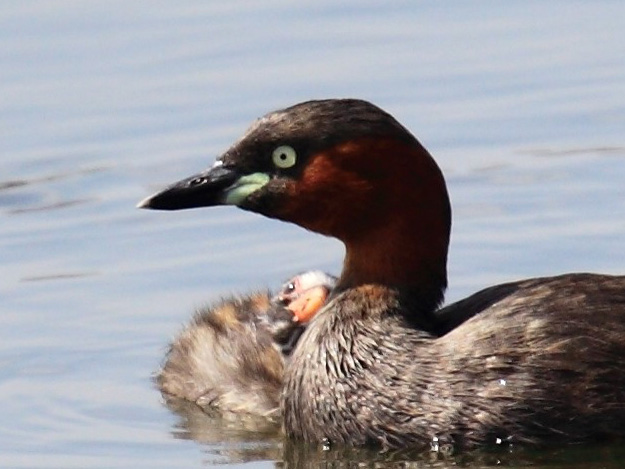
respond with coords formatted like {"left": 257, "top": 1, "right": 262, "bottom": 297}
{"left": 224, "top": 145, "right": 298, "bottom": 206}
{"left": 224, "top": 173, "right": 271, "bottom": 205}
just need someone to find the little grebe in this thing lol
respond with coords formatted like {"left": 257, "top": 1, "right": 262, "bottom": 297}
{"left": 157, "top": 271, "right": 335, "bottom": 416}
{"left": 275, "top": 269, "right": 337, "bottom": 325}
{"left": 140, "top": 99, "right": 625, "bottom": 449}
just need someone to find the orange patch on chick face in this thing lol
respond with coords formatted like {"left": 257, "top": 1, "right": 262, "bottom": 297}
{"left": 286, "top": 285, "right": 330, "bottom": 323}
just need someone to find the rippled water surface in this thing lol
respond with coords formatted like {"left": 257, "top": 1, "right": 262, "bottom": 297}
{"left": 1, "top": 1, "right": 624, "bottom": 468}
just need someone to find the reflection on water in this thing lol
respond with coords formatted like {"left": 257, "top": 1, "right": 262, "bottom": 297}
{"left": 282, "top": 443, "right": 625, "bottom": 469}
{"left": 1, "top": 1, "right": 624, "bottom": 468}
{"left": 165, "top": 397, "right": 625, "bottom": 468}
{"left": 165, "top": 398, "right": 282, "bottom": 464}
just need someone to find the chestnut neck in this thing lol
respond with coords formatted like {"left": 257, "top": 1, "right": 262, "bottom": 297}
{"left": 335, "top": 142, "right": 451, "bottom": 316}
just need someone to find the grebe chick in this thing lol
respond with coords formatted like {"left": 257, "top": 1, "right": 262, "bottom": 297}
{"left": 140, "top": 99, "right": 625, "bottom": 449}
{"left": 157, "top": 270, "right": 335, "bottom": 416}
{"left": 272, "top": 270, "right": 337, "bottom": 354}
{"left": 275, "top": 270, "right": 337, "bottom": 322}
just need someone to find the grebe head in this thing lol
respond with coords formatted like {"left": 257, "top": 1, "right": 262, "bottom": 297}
{"left": 275, "top": 270, "right": 335, "bottom": 305}
{"left": 139, "top": 99, "right": 451, "bottom": 306}
{"left": 275, "top": 270, "right": 336, "bottom": 323}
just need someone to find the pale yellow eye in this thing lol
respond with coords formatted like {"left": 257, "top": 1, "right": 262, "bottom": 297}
{"left": 272, "top": 145, "right": 297, "bottom": 169}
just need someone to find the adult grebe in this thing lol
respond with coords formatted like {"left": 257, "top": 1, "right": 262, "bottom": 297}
{"left": 140, "top": 99, "right": 625, "bottom": 449}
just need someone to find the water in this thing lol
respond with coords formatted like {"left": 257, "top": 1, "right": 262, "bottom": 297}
{"left": 1, "top": 1, "right": 624, "bottom": 467}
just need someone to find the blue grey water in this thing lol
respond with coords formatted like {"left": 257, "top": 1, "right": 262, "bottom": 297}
{"left": 1, "top": 1, "right": 624, "bottom": 468}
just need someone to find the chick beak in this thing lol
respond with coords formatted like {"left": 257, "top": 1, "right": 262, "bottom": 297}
{"left": 137, "top": 164, "right": 243, "bottom": 210}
